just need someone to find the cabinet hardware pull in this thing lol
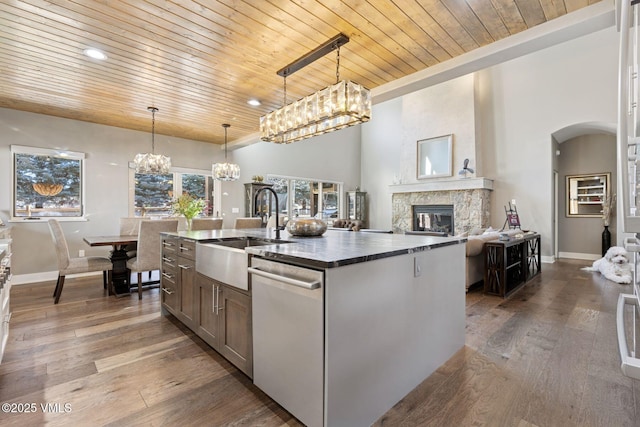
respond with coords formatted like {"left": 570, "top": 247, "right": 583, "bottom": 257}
{"left": 213, "top": 285, "right": 218, "bottom": 313}
{"left": 180, "top": 246, "right": 191, "bottom": 251}
{"left": 162, "top": 242, "right": 175, "bottom": 247}
{"left": 162, "top": 257, "right": 174, "bottom": 263}
{"left": 161, "top": 287, "right": 174, "bottom": 295}
{"left": 178, "top": 264, "right": 192, "bottom": 270}
{"left": 216, "top": 285, "right": 223, "bottom": 315}
{"left": 161, "top": 272, "right": 173, "bottom": 279}
{"left": 248, "top": 267, "right": 321, "bottom": 289}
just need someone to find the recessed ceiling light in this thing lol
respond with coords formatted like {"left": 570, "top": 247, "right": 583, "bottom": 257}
{"left": 83, "top": 48, "right": 107, "bottom": 60}
{"left": 247, "top": 99, "right": 261, "bottom": 106}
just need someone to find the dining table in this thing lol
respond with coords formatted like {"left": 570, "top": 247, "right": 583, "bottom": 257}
{"left": 83, "top": 235, "right": 137, "bottom": 295}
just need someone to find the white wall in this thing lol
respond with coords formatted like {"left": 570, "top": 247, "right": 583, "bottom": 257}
{"left": 361, "top": 25, "right": 619, "bottom": 257}
{"left": 478, "top": 25, "right": 618, "bottom": 257}
{"left": 228, "top": 126, "right": 362, "bottom": 223}
{"left": 0, "top": 108, "right": 223, "bottom": 277}
{"left": 361, "top": 75, "right": 477, "bottom": 230}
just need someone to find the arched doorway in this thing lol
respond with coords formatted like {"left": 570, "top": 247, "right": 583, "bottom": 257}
{"left": 552, "top": 122, "right": 616, "bottom": 260}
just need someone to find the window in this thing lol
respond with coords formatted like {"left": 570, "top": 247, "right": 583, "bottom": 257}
{"left": 130, "top": 167, "right": 219, "bottom": 217}
{"left": 11, "top": 145, "right": 85, "bottom": 220}
{"left": 266, "top": 175, "right": 343, "bottom": 223}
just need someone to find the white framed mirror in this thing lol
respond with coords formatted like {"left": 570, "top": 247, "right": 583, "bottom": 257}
{"left": 417, "top": 134, "right": 453, "bottom": 179}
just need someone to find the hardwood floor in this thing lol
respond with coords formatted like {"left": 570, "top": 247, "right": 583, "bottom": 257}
{"left": 1, "top": 259, "right": 639, "bottom": 426}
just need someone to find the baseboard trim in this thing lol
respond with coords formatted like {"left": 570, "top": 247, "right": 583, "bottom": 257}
{"left": 11, "top": 271, "right": 103, "bottom": 285}
{"left": 558, "top": 251, "right": 600, "bottom": 261}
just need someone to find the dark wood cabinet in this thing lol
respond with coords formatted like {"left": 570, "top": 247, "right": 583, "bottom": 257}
{"left": 195, "top": 273, "right": 253, "bottom": 377}
{"left": 161, "top": 237, "right": 197, "bottom": 329}
{"left": 160, "top": 236, "right": 179, "bottom": 314}
{"left": 484, "top": 233, "right": 541, "bottom": 298}
{"left": 196, "top": 274, "right": 220, "bottom": 346}
{"left": 219, "top": 285, "right": 252, "bottom": 377}
{"left": 177, "top": 239, "right": 196, "bottom": 328}
{"left": 162, "top": 236, "right": 253, "bottom": 378}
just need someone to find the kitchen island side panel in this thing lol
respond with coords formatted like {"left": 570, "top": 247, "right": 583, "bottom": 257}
{"left": 324, "top": 243, "right": 465, "bottom": 426}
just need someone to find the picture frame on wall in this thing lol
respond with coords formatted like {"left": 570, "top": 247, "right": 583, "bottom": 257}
{"left": 417, "top": 134, "right": 453, "bottom": 179}
{"left": 566, "top": 173, "right": 610, "bottom": 218}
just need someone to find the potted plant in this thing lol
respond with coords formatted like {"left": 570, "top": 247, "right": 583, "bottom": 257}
{"left": 172, "top": 193, "right": 206, "bottom": 231}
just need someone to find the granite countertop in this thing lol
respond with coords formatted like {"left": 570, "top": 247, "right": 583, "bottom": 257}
{"left": 163, "top": 229, "right": 466, "bottom": 269}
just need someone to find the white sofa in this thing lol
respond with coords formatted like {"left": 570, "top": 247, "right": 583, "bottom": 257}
{"left": 465, "top": 228, "right": 524, "bottom": 291}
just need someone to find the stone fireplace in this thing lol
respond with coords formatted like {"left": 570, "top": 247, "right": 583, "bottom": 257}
{"left": 391, "top": 178, "right": 493, "bottom": 234}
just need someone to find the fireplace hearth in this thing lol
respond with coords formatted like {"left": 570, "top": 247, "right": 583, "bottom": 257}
{"left": 413, "top": 205, "right": 454, "bottom": 235}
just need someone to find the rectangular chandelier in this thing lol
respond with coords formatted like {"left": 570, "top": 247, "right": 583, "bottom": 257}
{"left": 259, "top": 34, "right": 371, "bottom": 144}
{"left": 260, "top": 80, "right": 371, "bottom": 144}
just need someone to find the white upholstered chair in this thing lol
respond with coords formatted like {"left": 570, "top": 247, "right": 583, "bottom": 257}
{"left": 234, "top": 217, "right": 262, "bottom": 229}
{"left": 191, "top": 218, "right": 223, "bottom": 230}
{"left": 119, "top": 217, "right": 142, "bottom": 258}
{"left": 48, "top": 219, "right": 112, "bottom": 304}
{"left": 126, "top": 219, "right": 178, "bottom": 299}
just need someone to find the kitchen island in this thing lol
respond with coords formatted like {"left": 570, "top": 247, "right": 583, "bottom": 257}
{"left": 161, "top": 228, "right": 466, "bottom": 427}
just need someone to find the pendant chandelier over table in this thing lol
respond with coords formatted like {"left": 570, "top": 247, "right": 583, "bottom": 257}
{"left": 212, "top": 123, "right": 240, "bottom": 181}
{"left": 259, "top": 33, "right": 371, "bottom": 144}
{"left": 133, "top": 107, "right": 171, "bottom": 174}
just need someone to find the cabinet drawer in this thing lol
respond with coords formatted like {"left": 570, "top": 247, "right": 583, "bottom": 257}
{"left": 161, "top": 251, "right": 177, "bottom": 269}
{"left": 162, "top": 237, "right": 178, "bottom": 254}
{"left": 178, "top": 239, "right": 196, "bottom": 260}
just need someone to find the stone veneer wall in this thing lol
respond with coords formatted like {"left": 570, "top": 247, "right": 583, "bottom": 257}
{"left": 392, "top": 189, "right": 492, "bottom": 234}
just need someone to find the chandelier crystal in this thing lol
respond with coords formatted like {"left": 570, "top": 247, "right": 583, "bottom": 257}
{"left": 259, "top": 34, "right": 371, "bottom": 144}
{"left": 134, "top": 107, "right": 171, "bottom": 174}
{"left": 260, "top": 80, "right": 370, "bottom": 144}
{"left": 212, "top": 123, "right": 240, "bottom": 181}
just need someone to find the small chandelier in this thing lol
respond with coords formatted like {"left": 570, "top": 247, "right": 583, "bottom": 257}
{"left": 134, "top": 107, "right": 171, "bottom": 174}
{"left": 260, "top": 34, "right": 371, "bottom": 144}
{"left": 212, "top": 123, "right": 240, "bottom": 181}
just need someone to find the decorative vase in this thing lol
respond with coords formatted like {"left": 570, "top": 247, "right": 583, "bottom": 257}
{"left": 602, "top": 225, "right": 611, "bottom": 256}
{"left": 186, "top": 217, "right": 193, "bottom": 232}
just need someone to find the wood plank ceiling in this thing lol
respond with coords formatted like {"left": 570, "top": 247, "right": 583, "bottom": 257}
{"left": 0, "top": 0, "right": 602, "bottom": 145}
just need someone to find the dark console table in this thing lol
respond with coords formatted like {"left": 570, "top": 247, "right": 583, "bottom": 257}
{"left": 484, "top": 233, "right": 541, "bottom": 297}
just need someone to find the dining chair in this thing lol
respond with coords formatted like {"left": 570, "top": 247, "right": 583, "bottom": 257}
{"left": 126, "top": 219, "right": 178, "bottom": 299}
{"left": 234, "top": 217, "right": 263, "bottom": 229}
{"left": 119, "top": 217, "right": 143, "bottom": 258}
{"left": 191, "top": 218, "right": 223, "bottom": 230}
{"left": 119, "top": 217, "right": 142, "bottom": 236}
{"left": 48, "top": 219, "right": 112, "bottom": 304}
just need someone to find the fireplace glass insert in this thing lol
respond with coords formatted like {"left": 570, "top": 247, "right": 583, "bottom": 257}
{"left": 413, "top": 205, "right": 454, "bottom": 235}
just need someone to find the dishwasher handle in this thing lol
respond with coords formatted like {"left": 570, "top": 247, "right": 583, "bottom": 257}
{"left": 248, "top": 266, "right": 321, "bottom": 290}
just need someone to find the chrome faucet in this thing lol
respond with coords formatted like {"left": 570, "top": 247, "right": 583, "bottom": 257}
{"left": 254, "top": 187, "right": 283, "bottom": 240}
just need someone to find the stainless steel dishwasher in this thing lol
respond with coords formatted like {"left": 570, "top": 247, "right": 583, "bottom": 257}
{"left": 248, "top": 257, "right": 324, "bottom": 427}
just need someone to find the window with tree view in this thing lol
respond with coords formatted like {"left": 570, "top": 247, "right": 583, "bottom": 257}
{"left": 267, "top": 175, "right": 342, "bottom": 223}
{"left": 133, "top": 171, "right": 214, "bottom": 217}
{"left": 12, "top": 145, "right": 84, "bottom": 219}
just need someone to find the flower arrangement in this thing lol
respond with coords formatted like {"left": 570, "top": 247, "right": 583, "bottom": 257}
{"left": 602, "top": 193, "right": 616, "bottom": 227}
{"left": 172, "top": 193, "right": 206, "bottom": 230}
